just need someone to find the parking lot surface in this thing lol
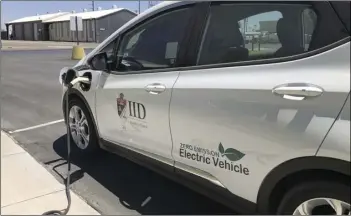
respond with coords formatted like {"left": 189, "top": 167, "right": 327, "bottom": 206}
{"left": 1, "top": 40, "right": 99, "bottom": 51}
{"left": 1, "top": 49, "right": 236, "bottom": 215}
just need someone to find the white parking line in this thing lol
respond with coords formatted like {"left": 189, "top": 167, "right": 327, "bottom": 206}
{"left": 8, "top": 119, "right": 65, "bottom": 134}
{"left": 47, "top": 45, "right": 72, "bottom": 48}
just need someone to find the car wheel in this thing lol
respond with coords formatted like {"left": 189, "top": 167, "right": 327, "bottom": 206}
{"left": 277, "top": 181, "right": 350, "bottom": 215}
{"left": 67, "top": 98, "right": 99, "bottom": 154}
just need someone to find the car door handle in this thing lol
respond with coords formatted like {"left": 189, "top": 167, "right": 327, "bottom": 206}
{"left": 272, "top": 83, "right": 324, "bottom": 101}
{"left": 145, "top": 83, "right": 166, "bottom": 94}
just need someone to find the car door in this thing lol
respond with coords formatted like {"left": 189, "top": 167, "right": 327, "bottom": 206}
{"left": 170, "top": 1, "right": 350, "bottom": 203}
{"left": 95, "top": 3, "right": 199, "bottom": 163}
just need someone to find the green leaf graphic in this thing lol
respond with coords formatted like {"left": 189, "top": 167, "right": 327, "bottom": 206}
{"left": 224, "top": 148, "right": 245, "bottom": 161}
{"left": 218, "top": 143, "right": 225, "bottom": 155}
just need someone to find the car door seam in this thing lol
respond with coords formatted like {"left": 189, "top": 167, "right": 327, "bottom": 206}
{"left": 315, "top": 92, "right": 350, "bottom": 156}
{"left": 168, "top": 71, "right": 181, "bottom": 168}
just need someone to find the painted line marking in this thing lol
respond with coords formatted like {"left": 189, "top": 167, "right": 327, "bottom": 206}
{"left": 9, "top": 119, "right": 65, "bottom": 134}
{"left": 48, "top": 46, "right": 72, "bottom": 48}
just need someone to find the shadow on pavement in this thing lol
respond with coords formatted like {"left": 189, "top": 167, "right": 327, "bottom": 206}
{"left": 52, "top": 135, "right": 236, "bottom": 215}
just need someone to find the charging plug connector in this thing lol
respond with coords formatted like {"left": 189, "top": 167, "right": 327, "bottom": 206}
{"left": 68, "top": 77, "right": 90, "bottom": 88}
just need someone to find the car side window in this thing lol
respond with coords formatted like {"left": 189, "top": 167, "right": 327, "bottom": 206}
{"left": 239, "top": 11, "right": 282, "bottom": 57}
{"left": 196, "top": 3, "right": 345, "bottom": 66}
{"left": 302, "top": 8, "right": 317, "bottom": 51}
{"left": 115, "top": 8, "right": 192, "bottom": 72}
{"left": 100, "top": 40, "right": 116, "bottom": 59}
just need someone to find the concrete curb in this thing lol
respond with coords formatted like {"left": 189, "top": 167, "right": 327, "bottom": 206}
{"left": 1, "top": 131, "right": 100, "bottom": 215}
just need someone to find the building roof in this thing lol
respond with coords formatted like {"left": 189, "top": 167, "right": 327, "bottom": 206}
{"left": 43, "top": 8, "right": 135, "bottom": 23}
{"left": 6, "top": 12, "right": 69, "bottom": 24}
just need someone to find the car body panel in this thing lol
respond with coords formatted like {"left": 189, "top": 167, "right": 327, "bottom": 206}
{"left": 58, "top": 0, "right": 351, "bottom": 212}
{"left": 95, "top": 71, "right": 180, "bottom": 161}
{"left": 169, "top": 42, "right": 350, "bottom": 202}
{"left": 60, "top": 67, "right": 105, "bottom": 131}
{"left": 60, "top": 0, "right": 196, "bottom": 144}
{"left": 317, "top": 93, "right": 350, "bottom": 162}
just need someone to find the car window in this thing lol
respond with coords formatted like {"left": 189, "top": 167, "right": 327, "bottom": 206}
{"left": 99, "top": 39, "right": 119, "bottom": 62}
{"left": 125, "top": 29, "right": 144, "bottom": 50}
{"left": 101, "top": 41, "right": 115, "bottom": 55}
{"left": 239, "top": 11, "right": 283, "bottom": 58}
{"left": 115, "top": 8, "right": 192, "bottom": 72}
{"left": 302, "top": 8, "right": 317, "bottom": 51}
{"left": 197, "top": 4, "right": 322, "bottom": 66}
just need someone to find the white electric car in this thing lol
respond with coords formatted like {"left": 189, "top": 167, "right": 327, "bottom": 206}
{"left": 59, "top": 1, "right": 350, "bottom": 214}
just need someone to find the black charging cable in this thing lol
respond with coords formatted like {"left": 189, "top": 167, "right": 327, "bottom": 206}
{"left": 42, "top": 81, "right": 74, "bottom": 215}
{"left": 42, "top": 70, "right": 90, "bottom": 215}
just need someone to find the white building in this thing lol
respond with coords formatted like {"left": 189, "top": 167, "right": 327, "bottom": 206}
{"left": 5, "top": 12, "right": 69, "bottom": 40}
{"left": 43, "top": 6, "right": 136, "bottom": 43}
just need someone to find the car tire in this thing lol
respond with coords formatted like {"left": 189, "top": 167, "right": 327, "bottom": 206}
{"left": 276, "top": 181, "right": 350, "bottom": 215}
{"left": 66, "top": 97, "right": 100, "bottom": 155}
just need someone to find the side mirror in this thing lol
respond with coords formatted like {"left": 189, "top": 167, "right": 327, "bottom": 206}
{"left": 88, "top": 52, "right": 109, "bottom": 71}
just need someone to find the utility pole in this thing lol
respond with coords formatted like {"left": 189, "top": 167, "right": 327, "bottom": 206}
{"left": 91, "top": 0, "right": 95, "bottom": 11}
{"left": 138, "top": 0, "right": 141, "bottom": 14}
{"left": 75, "top": 16, "right": 79, "bottom": 45}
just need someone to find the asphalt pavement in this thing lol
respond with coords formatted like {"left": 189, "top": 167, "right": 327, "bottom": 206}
{"left": 1, "top": 49, "right": 236, "bottom": 214}
{"left": 1, "top": 40, "right": 99, "bottom": 50}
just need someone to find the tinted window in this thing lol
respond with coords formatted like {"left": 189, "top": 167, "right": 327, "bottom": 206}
{"left": 197, "top": 3, "right": 347, "bottom": 66}
{"left": 100, "top": 39, "right": 118, "bottom": 62}
{"left": 116, "top": 8, "right": 192, "bottom": 72}
{"left": 302, "top": 8, "right": 317, "bottom": 50}
{"left": 330, "top": 1, "right": 350, "bottom": 33}
{"left": 240, "top": 11, "right": 283, "bottom": 59}
{"left": 101, "top": 40, "right": 115, "bottom": 55}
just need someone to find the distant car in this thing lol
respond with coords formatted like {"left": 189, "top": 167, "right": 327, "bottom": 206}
{"left": 59, "top": 1, "right": 350, "bottom": 214}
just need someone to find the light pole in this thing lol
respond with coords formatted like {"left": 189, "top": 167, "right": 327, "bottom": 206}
{"left": 138, "top": 0, "right": 141, "bottom": 14}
